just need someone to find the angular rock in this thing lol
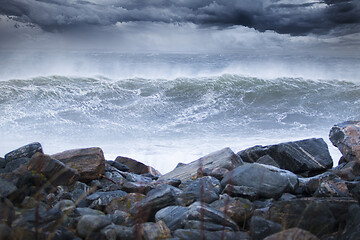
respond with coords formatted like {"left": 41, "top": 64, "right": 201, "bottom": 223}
{"left": 0, "top": 157, "right": 5, "bottom": 168}
{"left": 222, "top": 184, "right": 258, "bottom": 200}
{"left": 121, "top": 181, "right": 154, "bottom": 194}
{"left": 131, "top": 184, "right": 180, "bottom": 222}
{"left": 87, "top": 190, "right": 127, "bottom": 210}
{"left": 2, "top": 157, "right": 29, "bottom": 173}
{"left": 4, "top": 142, "right": 43, "bottom": 163}
{"left": 138, "top": 221, "right": 171, "bottom": 240}
{"left": 210, "top": 196, "right": 253, "bottom": 225}
{"left": 256, "top": 155, "right": 280, "bottom": 168}
{"left": 238, "top": 138, "right": 333, "bottom": 175}
{"left": 313, "top": 181, "right": 350, "bottom": 197}
{"left": 0, "top": 178, "right": 17, "bottom": 198}
{"left": 329, "top": 121, "right": 360, "bottom": 163}
{"left": 173, "top": 229, "right": 250, "bottom": 240}
{"left": 330, "top": 161, "right": 360, "bottom": 181}
{"left": 184, "top": 202, "right": 239, "bottom": 231}
{"left": 303, "top": 172, "right": 340, "bottom": 194}
{"left": 106, "top": 160, "right": 130, "bottom": 172}
{"left": 120, "top": 171, "right": 153, "bottom": 183}
{"left": 77, "top": 214, "right": 112, "bottom": 239}
{"left": 155, "top": 206, "right": 188, "bottom": 231}
{"left": 201, "top": 167, "right": 229, "bottom": 180}
{"left": 221, "top": 163, "right": 298, "bottom": 199}
{"left": 115, "top": 156, "right": 160, "bottom": 175}
{"left": 250, "top": 216, "right": 282, "bottom": 240}
{"left": 101, "top": 224, "right": 134, "bottom": 240}
{"left": 27, "top": 152, "right": 78, "bottom": 186}
{"left": 105, "top": 193, "right": 145, "bottom": 214}
{"left": 76, "top": 207, "right": 105, "bottom": 216}
{"left": 180, "top": 176, "right": 220, "bottom": 204}
{"left": 71, "top": 181, "right": 92, "bottom": 206}
{"left": 264, "top": 227, "right": 319, "bottom": 240}
{"left": 159, "top": 147, "right": 243, "bottom": 183}
{"left": 184, "top": 220, "right": 234, "bottom": 231}
{"left": 0, "top": 197, "right": 15, "bottom": 225}
{"left": 52, "top": 147, "right": 105, "bottom": 182}
{"left": 341, "top": 204, "right": 360, "bottom": 240}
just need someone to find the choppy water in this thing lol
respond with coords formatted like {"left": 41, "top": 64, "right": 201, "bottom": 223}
{"left": 0, "top": 53, "right": 359, "bottom": 173}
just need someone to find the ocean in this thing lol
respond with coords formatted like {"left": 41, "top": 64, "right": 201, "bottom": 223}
{"left": 0, "top": 52, "right": 359, "bottom": 173}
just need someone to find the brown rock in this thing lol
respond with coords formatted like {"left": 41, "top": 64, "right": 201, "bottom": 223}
{"left": 330, "top": 121, "right": 360, "bottom": 163}
{"left": 115, "top": 156, "right": 161, "bottom": 175}
{"left": 27, "top": 152, "right": 78, "bottom": 186}
{"left": 264, "top": 227, "right": 319, "bottom": 240}
{"left": 105, "top": 193, "right": 145, "bottom": 214}
{"left": 138, "top": 220, "right": 171, "bottom": 240}
{"left": 52, "top": 147, "right": 105, "bottom": 182}
{"left": 330, "top": 161, "right": 360, "bottom": 181}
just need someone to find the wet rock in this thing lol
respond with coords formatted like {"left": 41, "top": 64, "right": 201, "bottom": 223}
{"left": 173, "top": 229, "right": 250, "bottom": 240}
{"left": 131, "top": 184, "right": 180, "bottom": 222}
{"left": 238, "top": 138, "right": 333, "bottom": 175}
{"left": 184, "top": 201, "right": 239, "bottom": 231}
{"left": 155, "top": 206, "right": 188, "bottom": 231}
{"left": 4, "top": 142, "right": 43, "bottom": 163}
{"left": 52, "top": 147, "right": 105, "bottom": 182}
{"left": 210, "top": 196, "right": 253, "bottom": 225}
{"left": 264, "top": 227, "right": 319, "bottom": 240}
{"left": 0, "top": 178, "right": 17, "bottom": 198}
{"left": 250, "top": 216, "right": 282, "bottom": 240}
{"left": 87, "top": 190, "right": 127, "bottom": 210}
{"left": 106, "top": 160, "right": 129, "bottom": 172}
{"left": 105, "top": 193, "right": 145, "bottom": 214}
{"left": 221, "top": 163, "right": 298, "bottom": 199}
{"left": 77, "top": 214, "right": 112, "bottom": 239}
{"left": 101, "top": 224, "right": 134, "bottom": 240}
{"left": 329, "top": 121, "right": 360, "bottom": 163}
{"left": 27, "top": 152, "right": 78, "bottom": 186}
{"left": 115, "top": 156, "right": 160, "bottom": 175}
{"left": 138, "top": 220, "right": 171, "bottom": 240}
{"left": 159, "top": 147, "right": 243, "bottom": 183}
{"left": 201, "top": 167, "right": 229, "bottom": 180}
{"left": 222, "top": 184, "right": 258, "bottom": 200}
{"left": 180, "top": 176, "right": 220, "bottom": 204}
{"left": 341, "top": 204, "right": 360, "bottom": 240}
{"left": 0, "top": 198, "right": 15, "bottom": 225}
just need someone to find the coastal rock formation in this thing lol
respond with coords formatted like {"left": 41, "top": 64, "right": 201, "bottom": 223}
{"left": 115, "top": 156, "right": 160, "bottom": 175}
{"left": 1, "top": 121, "right": 360, "bottom": 239}
{"left": 330, "top": 121, "right": 360, "bottom": 163}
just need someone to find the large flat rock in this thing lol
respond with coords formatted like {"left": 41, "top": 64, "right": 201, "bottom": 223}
{"left": 159, "top": 147, "right": 243, "bottom": 183}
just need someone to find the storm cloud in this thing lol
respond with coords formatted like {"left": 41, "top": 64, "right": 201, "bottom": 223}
{"left": 0, "top": 0, "right": 359, "bottom": 36}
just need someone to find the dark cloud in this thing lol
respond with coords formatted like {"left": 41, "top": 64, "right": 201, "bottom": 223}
{"left": 0, "top": 0, "right": 359, "bottom": 36}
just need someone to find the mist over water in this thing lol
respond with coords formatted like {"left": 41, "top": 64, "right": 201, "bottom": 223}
{"left": 1, "top": 52, "right": 359, "bottom": 173}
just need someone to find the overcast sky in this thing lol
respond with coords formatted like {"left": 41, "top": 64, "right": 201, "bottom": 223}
{"left": 0, "top": 0, "right": 359, "bottom": 54}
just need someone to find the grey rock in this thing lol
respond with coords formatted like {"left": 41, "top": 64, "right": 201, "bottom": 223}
{"left": 155, "top": 206, "right": 188, "bottom": 231}
{"left": 0, "top": 178, "right": 17, "bottom": 198}
{"left": 180, "top": 176, "right": 220, "bottom": 204}
{"left": 256, "top": 155, "right": 280, "bottom": 168}
{"left": 341, "top": 204, "right": 360, "bottom": 240}
{"left": 0, "top": 198, "right": 15, "bottom": 225}
{"left": 120, "top": 171, "right": 153, "bottom": 183}
{"left": 250, "top": 216, "right": 282, "bottom": 240}
{"left": 3, "top": 157, "right": 29, "bottom": 173}
{"left": 0, "top": 223, "right": 14, "bottom": 239}
{"left": 313, "top": 181, "right": 350, "bottom": 197}
{"left": 71, "top": 181, "right": 91, "bottom": 206}
{"left": 0, "top": 158, "right": 5, "bottom": 168}
{"left": 105, "top": 192, "right": 145, "bottom": 214}
{"left": 87, "top": 190, "right": 127, "bottom": 210}
{"left": 331, "top": 161, "right": 360, "bottom": 181}
{"left": 183, "top": 220, "right": 233, "bottom": 231}
{"left": 77, "top": 214, "right": 112, "bottom": 239}
{"left": 108, "top": 210, "right": 128, "bottom": 225}
{"left": 121, "top": 181, "right": 154, "bottom": 194}
{"left": 222, "top": 184, "right": 258, "bottom": 200}
{"left": 173, "top": 229, "right": 250, "bottom": 240}
{"left": 106, "top": 160, "right": 130, "bottom": 172}
{"left": 101, "top": 224, "right": 134, "bottom": 240}
{"left": 159, "top": 147, "right": 243, "bottom": 183}
{"left": 201, "top": 167, "right": 229, "bottom": 180}
{"left": 76, "top": 207, "right": 105, "bottom": 216}
{"left": 264, "top": 227, "right": 319, "bottom": 240}
{"left": 138, "top": 221, "right": 171, "bottom": 240}
{"left": 115, "top": 156, "right": 160, "bottom": 175}
{"left": 221, "top": 163, "right": 298, "bottom": 198}
{"left": 4, "top": 142, "right": 42, "bottom": 163}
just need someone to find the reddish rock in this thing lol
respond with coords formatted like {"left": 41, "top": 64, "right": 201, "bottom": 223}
{"left": 330, "top": 121, "right": 360, "bottom": 163}
{"left": 115, "top": 156, "right": 161, "bottom": 176}
{"left": 27, "top": 152, "right": 78, "bottom": 186}
{"left": 52, "top": 147, "right": 105, "bottom": 182}
{"left": 264, "top": 227, "right": 319, "bottom": 240}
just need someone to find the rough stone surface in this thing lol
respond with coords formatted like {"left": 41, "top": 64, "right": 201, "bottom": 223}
{"left": 52, "top": 147, "right": 105, "bottom": 182}
{"left": 330, "top": 121, "right": 360, "bottom": 163}
{"left": 330, "top": 161, "right": 360, "bottom": 181}
{"left": 221, "top": 163, "right": 298, "bottom": 198}
{"left": 250, "top": 216, "right": 282, "bottom": 240}
{"left": 0, "top": 197, "right": 15, "bottom": 225}
{"left": 341, "top": 204, "right": 360, "bottom": 240}
{"left": 159, "top": 147, "right": 243, "bottom": 183}
{"left": 0, "top": 158, "right": 5, "bottom": 169}
{"left": 105, "top": 193, "right": 145, "bottom": 214}
{"left": 155, "top": 206, "right": 188, "bottom": 231}
{"left": 256, "top": 155, "right": 280, "bottom": 168}
{"left": 180, "top": 176, "right": 220, "bottom": 204}
{"left": 173, "top": 229, "right": 250, "bottom": 240}
{"left": 0, "top": 178, "right": 17, "bottom": 198}
{"left": 27, "top": 152, "right": 78, "bottom": 186}
{"left": 4, "top": 142, "right": 43, "bottom": 163}
{"left": 115, "top": 156, "right": 160, "bottom": 175}
{"left": 77, "top": 214, "right": 112, "bottom": 239}
{"left": 264, "top": 227, "right": 319, "bottom": 240}
{"left": 139, "top": 220, "right": 171, "bottom": 240}
{"left": 87, "top": 190, "right": 128, "bottom": 210}
{"left": 106, "top": 160, "right": 130, "bottom": 172}
{"left": 101, "top": 224, "right": 134, "bottom": 240}
{"left": 238, "top": 138, "right": 333, "bottom": 175}
{"left": 222, "top": 184, "right": 258, "bottom": 200}
{"left": 201, "top": 167, "right": 229, "bottom": 180}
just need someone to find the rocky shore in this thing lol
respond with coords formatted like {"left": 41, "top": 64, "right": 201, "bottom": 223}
{"left": 1, "top": 121, "right": 360, "bottom": 240}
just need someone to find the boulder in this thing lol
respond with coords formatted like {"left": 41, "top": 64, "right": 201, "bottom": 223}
{"left": 201, "top": 167, "right": 229, "bottom": 180}
{"left": 210, "top": 196, "right": 253, "bottom": 225}
{"left": 180, "top": 176, "right": 220, "bottom": 204}
{"left": 0, "top": 179, "right": 17, "bottom": 198}
{"left": 52, "top": 147, "right": 105, "bottom": 182}
{"left": 76, "top": 207, "right": 105, "bottom": 216}
{"left": 115, "top": 156, "right": 160, "bottom": 175}
{"left": 173, "top": 229, "right": 250, "bottom": 240}
{"left": 238, "top": 138, "right": 333, "bottom": 175}
{"left": 221, "top": 163, "right": 298, "bottom": 199}
{"left": 330, "top": 161, "right": 360, "bottom": 181}
{"left": 4, "top": 142, "right": 43, "bottom": 163}
{"left": 222, "top": 184, "right": 258, "bottom": 200}
{"left": 0, "top": 158, "right": 5, "bottom": 168}
{"left": 101, "top": 224, "right": 134, "bottom": 240}
{"left": 121, "top": 181, "right": 154, "bottom": 194}
{"left": 159, "top": 147, "right": 243, "bottom": 183}
{"left": 0, "top": 197, "right": 15, "bottom": 225}
{"left": 329, "top": 121, "right": 360, "bottom": 163}
{"left": 86, "top": 190, "right": 127, "bottom": 210}
{"left": 27, "top": 152, "right": 78, "bottom": 186}
{"left": 183, "top": 220, "right": 234, "bottom": 231}
{"left": 138, "top": 221, "right": 171, "bottom": 240}
{"left": 264, "top": 227, "right": 319, "bottom": 240}
{"left": 105, "top": 193, "right": 145, "bottom": 214}
{"left": 250, "top": 216, "right": 282, "bottom": 240}
{"left": 256, "top": 155, "right": 280, "bottom": 168}
{"left": 341, "top": 204, "right": 360, "bottom": 240}
{"left": 155, "top": 206, "right": 188, "bottom": 231}
{"left": 77, "top": 214, "right": 112, "bottom": 239}
{"left": 106, "top": 160, "right": 130, "bottom": 172}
